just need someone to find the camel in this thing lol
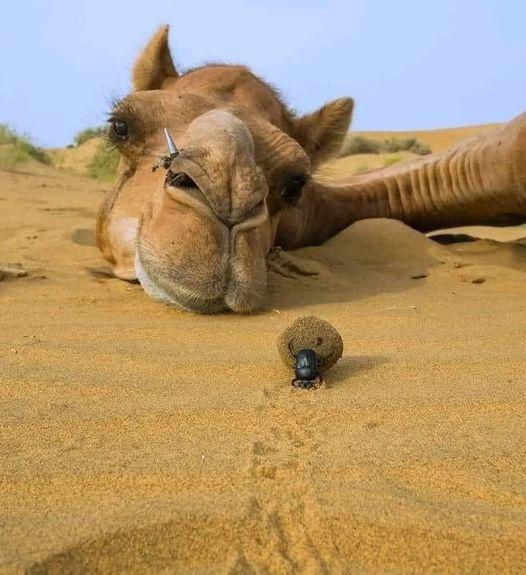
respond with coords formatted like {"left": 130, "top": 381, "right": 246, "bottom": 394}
{"left": 97, "top": 25, "right": 526, "bottom": 313}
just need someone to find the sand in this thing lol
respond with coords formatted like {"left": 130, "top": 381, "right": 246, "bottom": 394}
{"left": 1, "top": 160, "right": 525, "bottom": 574}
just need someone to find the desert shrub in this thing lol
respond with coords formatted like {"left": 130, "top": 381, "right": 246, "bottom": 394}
{"left": 341, "top": 134, "right": 432, "bottom": 157}
{"left": 408, "top": 141, "right": 432, "bottom": 155}
{"left": 0, "top": 124, "right": 50, "bottom": 169}
{"left": 380, "top": 137, "right": 431, "bottom": 155}
{"left": 0, "top": 146, "right": 31, "bottom": 169}
{"left": 87, "top": 142, "right": 120, "bottom": 181}
{"left": 74, "top": 125, "right": 107, "bottom": 146}
{"left": 340, "top": 135, "right": 381, "bottom": 156}
{"left": 380, "top": 138, "right": 407, "bottom": 153}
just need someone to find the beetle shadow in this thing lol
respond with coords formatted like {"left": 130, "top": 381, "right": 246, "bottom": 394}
{"left": 323, "top": 354, "right": 389, "bottom": 389}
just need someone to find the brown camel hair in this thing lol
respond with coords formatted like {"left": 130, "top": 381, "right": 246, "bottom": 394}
{"left": 97, "top": 25, "right": 526, "bottom": 313}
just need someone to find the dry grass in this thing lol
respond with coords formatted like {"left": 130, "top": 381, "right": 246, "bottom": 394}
{"left": 86, "top": 143, "right": 120, "bottom": 181}
{"left": 0, "top": 124, "right": 50, "bottom": 169}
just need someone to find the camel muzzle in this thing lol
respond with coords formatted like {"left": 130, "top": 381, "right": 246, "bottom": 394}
{"left": 136, "top": 112, "right": 273, "bottom": 313}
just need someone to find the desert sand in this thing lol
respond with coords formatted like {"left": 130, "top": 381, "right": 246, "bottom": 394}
{"left": 1, "top": 155, "right": 525, "bottom": 573}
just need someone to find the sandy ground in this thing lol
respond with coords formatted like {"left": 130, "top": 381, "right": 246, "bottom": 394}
{"left": 1, "top": 160, "right": 526, "bottom": 574}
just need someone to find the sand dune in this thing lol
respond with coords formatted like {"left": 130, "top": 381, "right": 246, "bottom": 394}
{"left": 1, "top": 162, "right": 525, "bottom": 573}
{"left": 48, "top": 138, "right": 103, "bottom": 175}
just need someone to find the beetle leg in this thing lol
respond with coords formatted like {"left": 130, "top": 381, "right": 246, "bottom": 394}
{"left": 291, "top": 375, "right": 323, "bottom": 389}
{"left": 311, "top": 374, "right": 323, "bottom": 389}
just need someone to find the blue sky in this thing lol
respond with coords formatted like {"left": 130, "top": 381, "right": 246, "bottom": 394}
{"left": 0, "top": 0, "right": 524, "bottom": 147}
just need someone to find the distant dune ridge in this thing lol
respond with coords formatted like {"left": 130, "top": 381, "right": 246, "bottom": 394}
{"left": 0, "top": 123, "right": 525, "bottom": 573}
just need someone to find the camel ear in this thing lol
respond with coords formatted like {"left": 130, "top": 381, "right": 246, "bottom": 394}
{"left": 293, "top": 98, "right": 354, "bottom": 168}
{"left": 132, "top": 25, "right": 178, "bottom": 91}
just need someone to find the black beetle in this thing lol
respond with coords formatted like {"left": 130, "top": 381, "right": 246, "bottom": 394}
{"left": 292, "top": 348, "right": 322, "bottom": 389}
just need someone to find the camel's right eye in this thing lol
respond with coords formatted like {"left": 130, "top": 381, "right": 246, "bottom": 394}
{"left": 111, "top": 120, "right": 128, "bottom": 140}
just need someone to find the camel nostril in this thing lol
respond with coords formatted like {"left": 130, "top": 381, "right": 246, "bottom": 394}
{"left": 166, "top": 172, "right": 198, "bottom": 188}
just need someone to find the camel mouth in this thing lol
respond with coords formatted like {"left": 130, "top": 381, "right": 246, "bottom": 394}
{"left": 135, "top": 251, "right": 229, "bottom": 313}
{"left": 135, "top": 236, "right": 267, "bottom": 314}
{"left": 135, "top": 193, "right": 270, "bottom": 314}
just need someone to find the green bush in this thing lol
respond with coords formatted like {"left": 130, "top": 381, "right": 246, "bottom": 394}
{"left": 380, "top": 137, "right": 431, "bottom": 155}
{"left": 74, "top": 125, "right": 107, "bottom": 146}
{"left": 0, "top": 124, "right": 50, "bottom": 169}
{"left": 380, "top": 138, "right": 405, "bottom": 153}
{"left": 87, "top": 142, "right": 120, "bottom": 181}
{"left": 340, "top": 134, "right": 432, "bottom": 157}
{"left": 340, "top": 135, "right": 381, "bottom": 156}
{"left": 408, "top": 142, "right": 432, "bottom": 155}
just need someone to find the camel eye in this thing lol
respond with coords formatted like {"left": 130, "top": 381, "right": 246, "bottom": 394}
{"left": 281, "top": 175, "right": 307, "bottom": 204}
{"left": 111, "top": 120, "right": 128, "bottom": 140}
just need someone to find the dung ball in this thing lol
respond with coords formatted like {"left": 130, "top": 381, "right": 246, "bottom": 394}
{"left": 277, "top": 316, "right": 343, "bottom": 373}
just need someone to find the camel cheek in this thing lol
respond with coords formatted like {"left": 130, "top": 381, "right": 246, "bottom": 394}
{"left": 141, "top": 202, "right": 228, "bottom": 299}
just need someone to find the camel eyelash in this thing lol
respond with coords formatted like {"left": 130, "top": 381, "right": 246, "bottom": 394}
{"left": 106, "top": 98, "right": 142, "bottom": 139}
{"left": 106, "top": 114, "right": 136, "bottom": 144}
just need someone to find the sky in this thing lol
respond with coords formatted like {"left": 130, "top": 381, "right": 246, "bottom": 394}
{"left": 0, "top": 0, "right": 524, "bottom": 147}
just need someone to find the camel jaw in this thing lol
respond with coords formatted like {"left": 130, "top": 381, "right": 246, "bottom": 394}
{"left": 134, "top": 252, "right": 227, "bottom": 313}
{"left": 135, "top": 201, "right": 271, "bottom": 314}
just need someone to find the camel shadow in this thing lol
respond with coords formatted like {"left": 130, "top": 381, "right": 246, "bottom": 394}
{"left": 266, "top": 219, "right": 442, "bottom": 310}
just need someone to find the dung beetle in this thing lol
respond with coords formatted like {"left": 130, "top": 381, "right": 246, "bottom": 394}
{"left": 292, "top": 348, "right": 322, "bottom": 389}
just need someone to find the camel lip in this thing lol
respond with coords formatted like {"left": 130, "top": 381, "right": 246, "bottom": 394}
{"left": 166, "top": 152, "right": 268, "bottom": 227}
{"left": 134, "top": 250, "right": 228, "bottom": 313}
{"left": 136, "top": 251, "right": 264, "bottom": 314}
{"left": 135, "top": 213, "right": 269, "bottom": 314}
{"left": 165, "top": 179, "right": 218, "bottom": 222}
{"left": 165, "top": 179, "right": 269, "bottom": 231}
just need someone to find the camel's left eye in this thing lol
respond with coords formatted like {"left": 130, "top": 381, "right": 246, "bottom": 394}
{"left": 111, "top": 120, "right": 128, "bottom": 140}
{"left": 281, "top": 175, "right": 307, "bottom": 204}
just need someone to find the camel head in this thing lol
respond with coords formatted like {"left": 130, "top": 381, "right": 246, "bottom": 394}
{"left": 102, "top": 26, "right": 353, "bottom": 313}
{"left": 99, "top": 26, "right": 526, "bottom": 314}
